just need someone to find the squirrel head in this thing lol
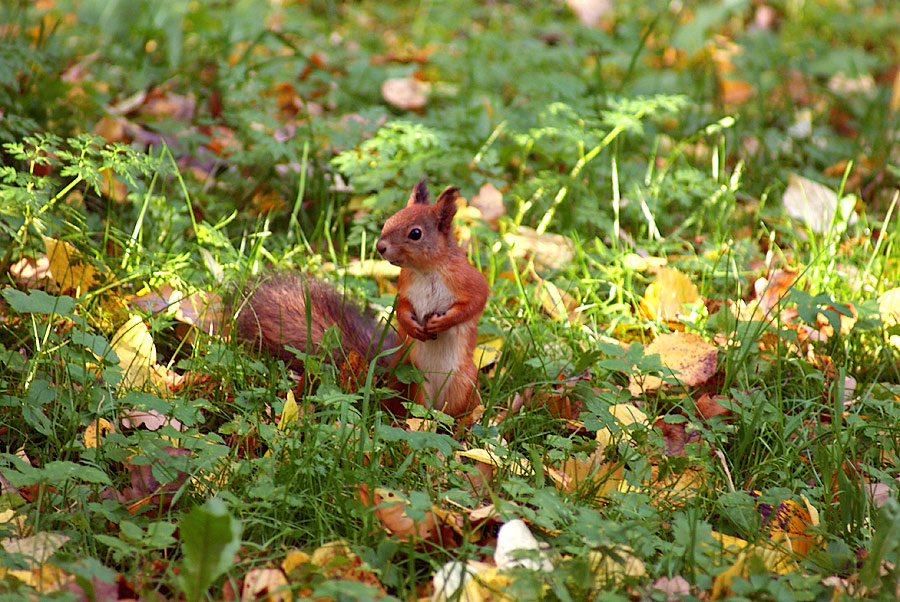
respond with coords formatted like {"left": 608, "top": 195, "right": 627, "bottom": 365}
{"left": 376, "top": 179, "right": 460, "bottom": 270}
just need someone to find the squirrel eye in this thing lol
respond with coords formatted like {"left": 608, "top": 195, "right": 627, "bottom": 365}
{"left": 408, "top": 228, "right": 422, "bottom": 240}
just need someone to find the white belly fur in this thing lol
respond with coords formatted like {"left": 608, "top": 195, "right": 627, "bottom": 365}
{"left": 405, "top": 271, "right": 462, "bottom": 408}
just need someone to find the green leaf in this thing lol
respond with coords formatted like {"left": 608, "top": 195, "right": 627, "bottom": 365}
{"left": 178, "top": 497, "right": 242, "bottom": 602}
{"left": 2, "top": 287, "right": 76, "bottom": 316}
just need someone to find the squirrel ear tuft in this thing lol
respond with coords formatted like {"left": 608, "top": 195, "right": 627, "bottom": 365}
{"left": 435, "top": 186, "right": 459, "bottom": 234}
{"left": 407, "top": 178, "right": 430, "bottom": 206}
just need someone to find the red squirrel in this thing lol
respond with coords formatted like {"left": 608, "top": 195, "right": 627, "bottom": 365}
{"left": 376, "top": 179, "right": 489, "bottom": 417}
{"left": 234, "top": 179, "right": 488, "bottom": 418}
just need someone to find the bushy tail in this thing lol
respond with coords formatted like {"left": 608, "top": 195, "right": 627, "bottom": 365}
{"left": 231, "top": 273, "right": 401, "bottom": 372}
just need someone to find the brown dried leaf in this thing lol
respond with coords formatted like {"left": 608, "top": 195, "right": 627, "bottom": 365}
{"left": 381, "top": 77, "right": 428, "bottom": 110}
{"left": 360, "top": 486, "right": 436, "bottom": 541}
{"left": 240, "top": 567, "right": 290, "bottom": 602}
{"left": 629, "top": 333, "right": 717, "bottom": 395}
{"left": 9, "top": 256, "right": 51, "bottom": 288}
{"left": 469, "top": 182, "right": 506, "bottom": 226}
{"left": 503, "top": 226, "right": 574, "bottom": 271}
{"left": 755, "top": 269, "right": 797, "bottom": 315}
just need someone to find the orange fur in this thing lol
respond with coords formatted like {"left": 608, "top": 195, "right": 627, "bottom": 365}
{"left": 376, "top": 180, "right": 489, "bottom": 417}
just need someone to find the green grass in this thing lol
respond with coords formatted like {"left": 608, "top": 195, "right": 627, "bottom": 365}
{"left": 2, "top": 0, "right": 900, "bottom": 600}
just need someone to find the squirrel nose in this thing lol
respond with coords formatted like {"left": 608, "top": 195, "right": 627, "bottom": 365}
{"left": 376, "top": 240, "right": 387, "bottom": 256}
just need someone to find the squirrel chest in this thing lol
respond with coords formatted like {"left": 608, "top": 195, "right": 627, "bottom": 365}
{"left": 403, "top": 269, "right": 474, "bottom": 406}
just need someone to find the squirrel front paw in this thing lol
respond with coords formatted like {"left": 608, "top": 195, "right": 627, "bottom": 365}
{"left": 424, "top": 312, "right": 448, "bottom": 338}
{"left": 403, "top": 311, "right": 430, "bottom": 341}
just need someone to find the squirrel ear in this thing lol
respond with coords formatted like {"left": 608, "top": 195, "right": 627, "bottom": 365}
{"left": 435, "top": 186, "right": 459, "bottom": 234}
{"left": 407, "top": 178, "right": 429, "bottom": 206}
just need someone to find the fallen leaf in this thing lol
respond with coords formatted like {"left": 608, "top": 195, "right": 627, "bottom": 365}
{"left": 621, "top": 253, "right": 667, "bottom": 271}
{"left": 0, "top": 532, "right": 70, "bottom": 567}
{"left": 359, "top": 486, "right": 437, "bottom": 541}
{"left": 240, "top": 567, "right": 290, "bottom": 602}
{"left": 595, "top": 404, "right": 649, "bottom": 452}
{"left": 783, "top": 173, "right": 857, "bottom": 234}
{"left": 9, "top": 256, "right": 51, "bottom": 288}
{"left": 474, "top": 336, "right": 504, "bottom": 370}
{"left": 469, "top": 182, "right": 506, "bottom": 227}
{"left": 381, "top": 77, "right": 429, "bottom": 110}
{"left": 112, "top": 315, "right": 156, "bottom": 391}
{"left": 566, "top": 0, "right": 612, "bottom": 27}
{"left": 695, "top": 394, "right": 733, "bottom": 421}
{"left": 494, "top": 519, "right": 553, "bottom": 572}
{"left": 42, "top": 236, "right": 99, "bottom": 295}
{"left": 586, "top": 546, "right": 646, "bottom": 586}
{"left": 628, "top": 333, "right": 717, "bottom": 395}
{"left": 639, "top": 267, "right": 702, "bottom": 322}
{"left": 83, "top": 418, "right": 113, "bottom": 449}
{"left": 755, "top": 269, "right": 797, "bottom": 315}
{"left": 652, "top": 575, "right": 690, "bottom": 600}
{"left": 503, "top": 226, "right": 574, "bottom": 271}
{"left": 538, "top": 279, "right": 581, "bottom": 325}
{"left": 878, "top": 287, "right": 900, "bottom": 348}
{"left": 719, "top": 78, "right": 755, "bottom": 106}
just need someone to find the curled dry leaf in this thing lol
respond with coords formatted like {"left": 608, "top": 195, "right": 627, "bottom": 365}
{"left": 494, "top": 519, "right": 554, "bottom": 572}
{"left": 431, "top": 560, "right": 492, "bottom": 602}
{"left": 359, "top": 486, "right": 436, "bottom": 541}
{"left": 469, "top": 182, "right": 506, "bottom": 227}
{"left": 381, "top": 77, "right": 429, "bottom": 110}
{"left": 639, "top": 267, "right": 702, "bottom": 322}
{"left": 538, "top": 279, "right": 581, "bottom": 325}
{"left": 240, "top": 567, "right": 290, "bottom": 602}
{"left": 754, "top": 269, "right": 797, "bottom": 315}
{"left": 628, "top": 332, "right": 717, "bottom": 395}
{"left": 652, "top": 575, "right": 690, "bottom": 601}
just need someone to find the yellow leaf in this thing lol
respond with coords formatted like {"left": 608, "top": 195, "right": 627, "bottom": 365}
{"left": 621, "top": 253, "right": 667, "bottom": 271}
{"left": 83, "top": 418, "right": 113, "bottom": 449}
{"left": 595, "top": 403, "right": 648, "bottom": 451}
{"left": 639, "top": 267, "right": 702, "bottom": 322}
{"left": 586, "top": 546, "right": 646, "bottom": 586}
{"left": 281, "top": 549, "right": 310, "bottom": 576}
{"left": 112, "top": 315, "right": 156, "bottom": 391}
{"left": 457, "top": 448, "right": 531, "bottom": 476}
{"left": 278, "top": 390, "right": 299, "bottom": 430}
{"left": 42, "top": 235, "right": 99, "bottom": 295}
{"left": 321, "top": 259, "right": 401, "bottom": 279}
{"left": 628, "top": 332, "right": 717, "bottom": 395}
{"left": 879, "top": 287, "right": 900, "bottom": 349}
{"left": 474, "top": 336, "right": 504, "bottom": 370}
